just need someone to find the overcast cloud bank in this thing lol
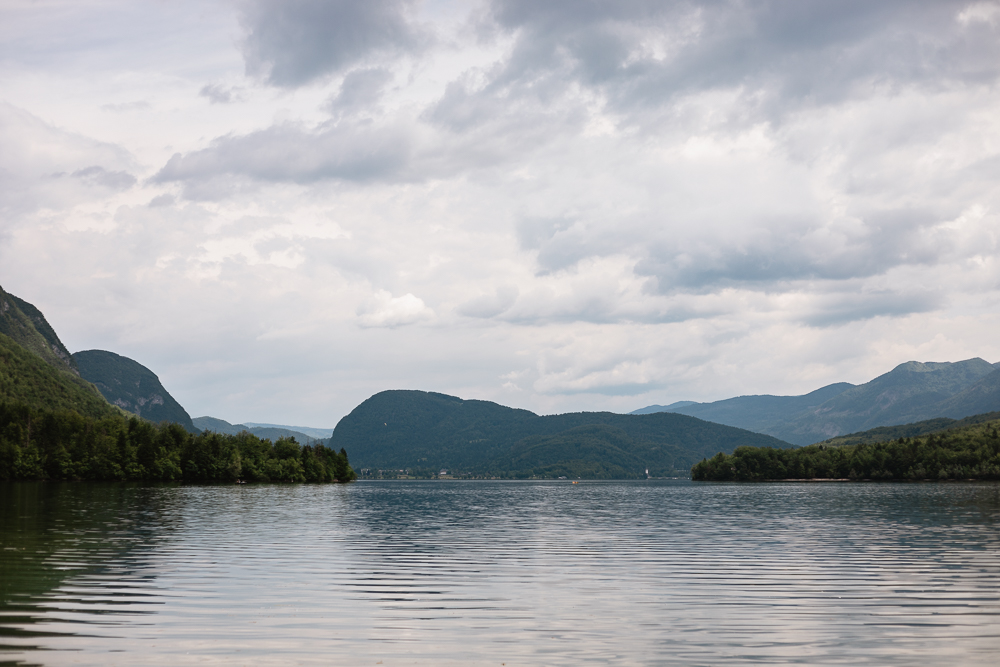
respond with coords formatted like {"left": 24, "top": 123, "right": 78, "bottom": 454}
{"left": 1, "top": 0, "right": 999, "bottom": 425}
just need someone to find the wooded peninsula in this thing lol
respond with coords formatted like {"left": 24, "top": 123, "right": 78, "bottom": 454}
{"left": 691, "top": 419, "right": 1000, "bottom": 481}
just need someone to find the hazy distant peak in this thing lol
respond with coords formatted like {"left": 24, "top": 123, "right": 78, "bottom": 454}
{"left": 889, "top": 358, "right": 993, "bottom": 374}
{"left": 629, "top": 401, "right": 698, "bottom": 415}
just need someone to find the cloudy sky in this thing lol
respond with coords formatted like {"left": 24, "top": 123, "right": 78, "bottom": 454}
{"left": 2, "top": 0, "right": 999, "bottom": 427}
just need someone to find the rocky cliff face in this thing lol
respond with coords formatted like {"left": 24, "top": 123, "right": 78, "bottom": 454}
{"left": 73, "top": 349, "right": 197, "bottom": 433}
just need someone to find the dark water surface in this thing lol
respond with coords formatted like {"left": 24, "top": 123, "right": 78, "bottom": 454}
{"left": 1, "top": 480, "right": 999, "bottom": 665}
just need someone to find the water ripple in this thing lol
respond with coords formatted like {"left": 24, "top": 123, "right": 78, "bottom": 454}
{"left": 1, "top": 480, "right": 999, "bottom": 665}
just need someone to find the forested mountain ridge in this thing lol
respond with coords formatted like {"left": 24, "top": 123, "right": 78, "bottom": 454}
{"left": 0, "top": 332, "right": 118, "bottom": 420}
{"left": 331, "top": 390, "right": 792, "bottom": 478}
{"left": 74, "top": 350, "right": 197, "bottom": 433}
{"left": 816, "top": 411, "right": 1000, "bottom": 448}
{"left": 692, "top": 416, "right": 1000, "bottom": 482}
{"left": 634, "top": 359, "right": 1000, "bottom": 445}
{"left": 0, "top": 285, "right": 115, "bottom": 419}
{"left": 0, "top": 285, "right": 79, "bottom": 376}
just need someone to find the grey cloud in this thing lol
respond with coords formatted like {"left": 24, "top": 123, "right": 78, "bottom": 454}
{"left": 511, "top": 201, "right": 973, "bottom": 300}
{"left": 71, "top": 165, "right": 136, "bottom": 190}
{"left": 148, "top": 193, "right": 175, "bottom": 208}
{"left": 636, "top": 213, "right": 945, "bottom": 294}
{"left": 457, "top": 285, "right": 519, "bottom": 318}
{"left": 471, "top": 0, "right": 999, "bottom": 125}
{"left": 199, "top": 84, "right": 243, "bottom": 104}
{"left": 516, "top": 216, "right": 574, "bottom": 251}
{"left": 327, "top": 68, "right": 393, "bottom": 112}
{"left": 802, "top": 288, "right": 943, "bottom": 327}
{"left": 153, "top": 120, "right": 413, "bottom": 197}
{"left": 241, "top": 0, "right": 426, "bottom": 87}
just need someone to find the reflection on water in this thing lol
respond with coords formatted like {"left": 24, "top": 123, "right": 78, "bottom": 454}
{"left": 1, "top": 480, "right": 999, "bottom": 665}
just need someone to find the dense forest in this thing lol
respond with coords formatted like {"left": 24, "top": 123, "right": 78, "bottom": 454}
{"left": 0, "top": 400, "right": 355, "bottom": 483}
{"left": 691, "top": 418, "right": 1000, "bottom": 481}
{"left": 0, "top": 332, "right": 118, "bottom": 420}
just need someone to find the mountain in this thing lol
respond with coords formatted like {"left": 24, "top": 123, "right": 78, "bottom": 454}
{"left": 936, "top": 370, "right": 1000, "bottom": 418}
{"left": 634, "top": 383, "right": 854, "bottom": 434}
{"left": 630, "top": 400, "right": 698, "bottom": 415}
{"left": 0, "top": 286, "right": 79, "bottom": 376}
{"left": 779, "top": 359, "right": 998, "bottom": 443}
{"left": 0, "top": 332, "right": 118, "bottom": 419}
{"left": 330, "top": 390, "right": 792, "bottom": 477}
{"left": 0, "top": 286, "right": 115, "bottom": 419}
{"left": 192, "top": 416, "right": 248, "bottom": 435}
{"left": 632, "top": 359, "right": 1000, "bottom": 445}
{"left": 242, "top": 422, "right": 334, "bottom": 440}
{"left": 192, "top": 416, "right": 318, "bottom": 443}
{"left": 73, "top": 350, "right": 196, "bottom": 433}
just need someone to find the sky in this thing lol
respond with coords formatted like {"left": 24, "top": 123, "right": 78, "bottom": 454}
{"left": 2, "top": 0, "right": 1000, "bottom": 428}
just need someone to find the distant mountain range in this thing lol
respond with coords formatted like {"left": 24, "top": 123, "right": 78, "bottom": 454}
{"left": 191, "top": 416, "right": 322, "bottom": 444}
{"left": 330, "top": 389, "right": 791, "bottom": 477}
{"left": 74, "top": 350, "right": 197, "bottom": 433}
{"left": 242, "top": 422, "right": 335, "bottom": 440}
{"left": 9, "top": 280, "right": 1000, "bottom": 478}
{"left": 632, "top": 359, "right": 1000, "bottom": 445}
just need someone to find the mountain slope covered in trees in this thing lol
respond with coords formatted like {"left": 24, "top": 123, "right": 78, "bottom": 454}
{"left": 0, "top": 285, "right": 114, "bottom": 419}
{"left": 0, "top": 332, "right": 118, "bottom": 420}
{"left": 74, "top": 350, "right": 196, "bottom": 433}
{"left": 331, "top": 390, "right": 792, "bottom": 478}
{"left": 0, "top": 286, "right": 81, "bottom": 377}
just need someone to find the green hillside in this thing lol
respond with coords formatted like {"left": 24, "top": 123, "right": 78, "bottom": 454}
{"left": 331, "top": 390, "right": 792, "bottom": 478}
{"left": 692, "top": 417, "right": 1000, "bottom": 482}
{"left": 5, "top": 293, "right": 79, "bottom": 374}
{"left": 73, "top": 350, "right": 196, "bottom": 433}
{"left": 0, "top": 286, "right": 79, "bottom": 375}
{"left": 0, "top": 332, "right": 117, "bottom": 420}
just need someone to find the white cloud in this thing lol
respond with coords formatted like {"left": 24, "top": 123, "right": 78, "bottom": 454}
{"left": 957, "top": 2, "right": 1000, "bottom": 26}
{"left": 357, "top": 290, "right": 434, "bottom": 328}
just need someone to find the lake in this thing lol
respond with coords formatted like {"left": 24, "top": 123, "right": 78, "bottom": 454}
{"left": 2, "top": 480, "right": 999, "bottom": 665}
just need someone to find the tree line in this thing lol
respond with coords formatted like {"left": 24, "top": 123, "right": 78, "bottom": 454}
{"left": 691, "top": 421, "right": 1000, "bottom": 481}
{"left": 0, "top": 400, "right": 356, "bottom": 483}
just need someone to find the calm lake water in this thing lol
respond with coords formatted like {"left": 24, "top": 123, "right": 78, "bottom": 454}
{"left": 1, "top": 480, "right": 999, "bottom": 666}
